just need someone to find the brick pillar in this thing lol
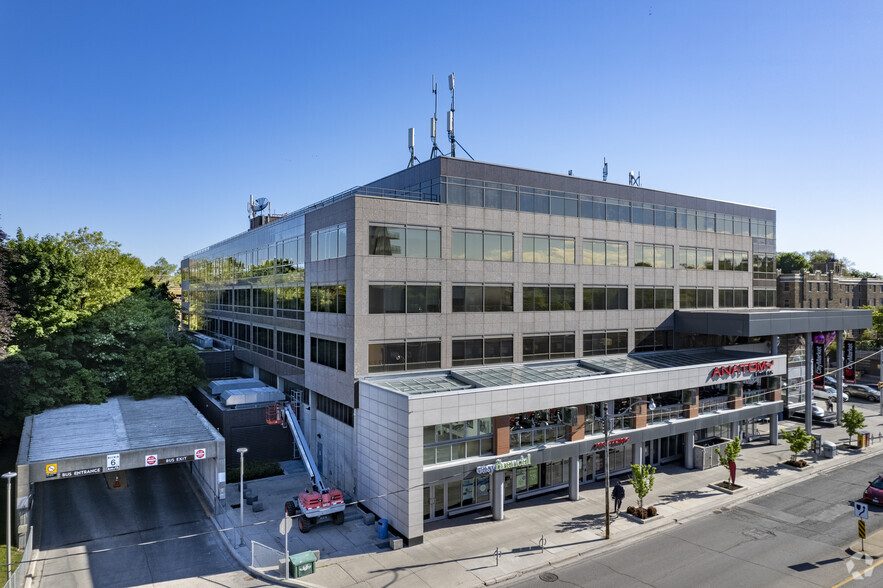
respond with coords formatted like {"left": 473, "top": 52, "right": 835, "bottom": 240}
{"left": 729, "top": 396, "right": 743, "bottom": 409}
{"left": 494, "top": 415, "right": 510, "bottom": 455}
{"left": 633, "top": 397, "right": 648, "bottom": 428}
{"left": 568, "top": 406, "right": 585, "bottom": 441}
{"left": 771, "top": 387, "right": 782, "bottom": 402}
{"left": 686, "top": 389, "right": 699, "bottom": 419}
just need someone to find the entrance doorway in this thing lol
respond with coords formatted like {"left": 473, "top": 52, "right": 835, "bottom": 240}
{"left": 423, "top": 483, "right": 445, "bottom": 521}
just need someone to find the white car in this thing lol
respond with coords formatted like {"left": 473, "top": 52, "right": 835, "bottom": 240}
{"left": 812, "top": 385, "right": 849, "bottom": 403}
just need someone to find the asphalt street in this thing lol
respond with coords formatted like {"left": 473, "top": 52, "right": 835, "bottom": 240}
{"left": 31, "top": 463, "right": 267, "bottom": 588}
{"left": 510, "top": 453, "right": 883, "bottom": 588}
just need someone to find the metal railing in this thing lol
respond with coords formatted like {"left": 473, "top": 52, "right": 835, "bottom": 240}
{"left": 647, "top": 404, "right": 684, "bottom": 423}
{"left": 698, "top": 396, "right": 730, "bottom": 414}
{"left": 2, "top": 527, "right": 32, "bottom": 588}
{"left": 251, "top": 540, "right": 284, "bottom": 571}
{"left": 743, "top": 391, "right": 768, "bottom": 405}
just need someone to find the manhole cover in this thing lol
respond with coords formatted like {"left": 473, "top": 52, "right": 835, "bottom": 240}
{"left": 539, "top": 572, "right": 559, "bottom": 582}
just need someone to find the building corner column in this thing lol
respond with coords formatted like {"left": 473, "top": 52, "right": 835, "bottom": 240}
{"left": 769, "top": 413, "right": 779, "bottom": 445}
{"left": 492, "top": 470, "right": 505, "bottom": 521}
{"left": 684, "top": 432, "right": 695, "bottom": 469}
{"left": 568, "top": 456, "right": 579, "bottom": 501}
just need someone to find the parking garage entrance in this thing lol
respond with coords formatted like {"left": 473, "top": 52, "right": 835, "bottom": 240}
{"left": 13, "top": 395, "right": 226, "bottom": 546}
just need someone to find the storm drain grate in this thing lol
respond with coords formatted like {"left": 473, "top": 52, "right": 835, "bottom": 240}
{"left": 539, "top": 572, "right": 559, "bottom": 582}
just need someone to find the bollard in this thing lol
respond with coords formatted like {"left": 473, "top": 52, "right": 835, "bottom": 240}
{"left": 539, "top": 535, "right": 547, "bottom": 553}
{"left": 494, "top": 547, "right": 501, "bottom": 566}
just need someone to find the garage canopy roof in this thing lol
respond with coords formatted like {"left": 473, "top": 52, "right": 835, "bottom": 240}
{"left": 23, "top": 396, "right": 223, "bottom": 463}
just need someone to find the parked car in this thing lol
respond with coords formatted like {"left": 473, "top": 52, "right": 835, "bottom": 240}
{"left": 823, "top": 375, "right": 837, "bottom": 387}
{"left": 845, "top": 384, "right": 881, "bottom": 402}
{"left": 789, "top": 403, "right": 836, "bottom": 426}
{"left": 812, "top": 385, "right": 849, "bottom": 403}
{"left": 864, "top": 475, "right": 883, "bottom": 505}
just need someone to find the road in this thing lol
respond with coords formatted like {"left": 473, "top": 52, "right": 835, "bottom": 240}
{"left": 31, "top": 463, "right": 266, "bottom": 588}
{"left": 511, "top": 453, "right": 883, "bottom": 588}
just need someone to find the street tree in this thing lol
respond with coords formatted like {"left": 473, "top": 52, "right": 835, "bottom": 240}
{"left": 715, "top": 437, "right": 742, "bottom": 487}
{"left": 629, "top": 463, "right": 656, "bottom": 509}
{"left": 842, "top": 406, "right": 866, "bottom": 447}
{"left": 781, "top": 427, "right": 812, "bottom": 464}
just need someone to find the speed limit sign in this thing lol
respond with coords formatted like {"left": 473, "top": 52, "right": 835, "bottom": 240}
{"left": 106, "top": 453, "right": 120, "bottom": 471}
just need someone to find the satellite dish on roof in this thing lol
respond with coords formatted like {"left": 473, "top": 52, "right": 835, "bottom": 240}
{"left": 254, "top": 197, "right": 269, "bottom": 212}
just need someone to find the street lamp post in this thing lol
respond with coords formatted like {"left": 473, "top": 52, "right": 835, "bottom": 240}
{"left": 597, "top": 399, "right": 654, "bottom": 540}
{"left": 3, "top": 471, "right": 17, "bottom": 584}
{"left": 236, "top": 447, "right": 248, "bottom": 547}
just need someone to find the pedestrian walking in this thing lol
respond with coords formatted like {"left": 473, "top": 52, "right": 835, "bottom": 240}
{"left": 612, "top": 479, "right": 625, "bottom": 514}
{"left": 826, "top": 396, "right": 833, "bottom": 413}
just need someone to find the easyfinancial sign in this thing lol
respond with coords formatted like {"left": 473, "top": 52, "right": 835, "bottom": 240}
{"left": 475, "top": 454, "right": 531, "bottom": 475}
{"left": 709, "top": 360, "right": 774, "bottom": 380}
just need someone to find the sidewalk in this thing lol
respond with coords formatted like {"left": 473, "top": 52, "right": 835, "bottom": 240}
{"left": 213, "top": 402, "right": 883, "bottom": 587}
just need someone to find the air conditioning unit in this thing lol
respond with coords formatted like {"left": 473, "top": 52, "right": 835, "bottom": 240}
{"left": 193, "top": 334, "right": 213, "bottom": 349}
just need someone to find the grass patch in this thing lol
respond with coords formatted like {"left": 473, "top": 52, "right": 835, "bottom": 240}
{"left": 227, "top": 460, "right": 283, "bottom": 483}
{"left": 0, "top": 545, "right": 23, "bottom": 576}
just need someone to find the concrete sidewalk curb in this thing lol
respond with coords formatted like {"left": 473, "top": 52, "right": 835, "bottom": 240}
{"left": 482, "top": 441, "right": 883, "bottom": 586}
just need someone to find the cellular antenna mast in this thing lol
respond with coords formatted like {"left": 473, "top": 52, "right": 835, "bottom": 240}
{"left": 445, "top": 72, "right": 474, "bottom": 160}
{"left": 407, "top": 128, "right": 419, "bottom": 168}
{"left": 603, "top": 158, "right": 608, "bottom": 181}
{"left": 430, "top": 76, "right": 442, "bottom": 159}
{"left": 447, "top": 73, "right": 456, "bottom": 158}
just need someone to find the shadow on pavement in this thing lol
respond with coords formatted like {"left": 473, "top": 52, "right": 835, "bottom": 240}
{"left": 742, "top": 464, "right": 784, "bottom": 479}
{"left": 556, "top": 512, "right": 606, "bottom": 533}
{"left": 657, "top": 488, "right": 718, "bottom": 503}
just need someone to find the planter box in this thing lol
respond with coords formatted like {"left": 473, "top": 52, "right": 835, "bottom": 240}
{"left": 709, "top": 482, "right": 745, "bottom": 494}
{"left": 621, "top": 509, "right": 662, "bottom": 525}
{"left": 780, "top": 461, "right": 814, "bottom": 471}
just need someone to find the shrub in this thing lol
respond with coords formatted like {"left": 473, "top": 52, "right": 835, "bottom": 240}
{"left": 227, "top": 460, "right": 283, "bottom": 483}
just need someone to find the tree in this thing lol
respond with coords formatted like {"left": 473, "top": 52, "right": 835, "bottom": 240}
{"left": 842, "top": 406, "right": 867, "bottom": 447}
{"left": 61, "top": 228, "right": 145, "bottom": 313}
{"left": 629, "top": 463, "right": 656, "bottom": 509}
{"left": 781, "top": 427, "right": 812, "bottom": 463}
{"left": 4, "top": 229, "right": 84, "bottom": 345}
{"left": 805, "top": 250, "right": 837, "bottom": 266}
{"left": 146, "top": 257, "right": 179, "bottom": 286}
{"left": 776, "top": 252, "right": 809, "bottom": 275}
{"left": 715, "top": 437, "right": 742, "bottom": 487}
{"left": 0, "top": 222, "right": 16, "bottom": 357}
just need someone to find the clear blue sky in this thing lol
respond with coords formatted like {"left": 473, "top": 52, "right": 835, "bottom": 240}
{"left": 1, "top": 2, "right": 881, "bottom": 275}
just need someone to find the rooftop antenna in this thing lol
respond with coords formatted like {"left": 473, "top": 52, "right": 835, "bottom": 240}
{"left": 407, "top": 128, "right": 420, "bottom": 168}
{"left": 629, "top": 170, "right": 641, "bottom": 186}
{"left": 429, "top": 76, "right": 442, "bottom": 159}
{"left": 603, "top": 158, "right": 608, "bottom": 181}
{"left": 447, "top": 73, "right": 456, "bottom": 158}
{"left": 445, "top": 72, "right": 474, "bottom": 160}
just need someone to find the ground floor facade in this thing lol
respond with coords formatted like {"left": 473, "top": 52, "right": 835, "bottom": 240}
{"left": 357, "top": 348, "right": 786, "bottom": 544}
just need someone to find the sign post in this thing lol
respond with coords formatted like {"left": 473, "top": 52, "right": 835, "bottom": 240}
{"left": 859, "top": 519, "right": 866, "bottom": 552}
{"left": 855, "top": 502, "right": 869, "bottom": 552}
{"left": 279, "top": 515, "right": 292, "bottom": 579}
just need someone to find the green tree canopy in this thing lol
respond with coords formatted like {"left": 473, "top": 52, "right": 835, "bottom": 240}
{"left": 0, "top": 229, "right": 202, "bottom": 444}
{"left": 146, "top": 257, "right": 180, "bottom": 286}
{"left": 0, "top": 222, "right": 15, "bottom": 357}
{"left": 776, "top": 252, "right": 809, "bottom": 275}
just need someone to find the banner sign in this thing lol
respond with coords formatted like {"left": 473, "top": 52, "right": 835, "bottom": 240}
{"left": 812, "top": 342, "right": 826, "bottom": 389}
{"left": 844, "top": 339, "right": 856, "bottom": 384}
